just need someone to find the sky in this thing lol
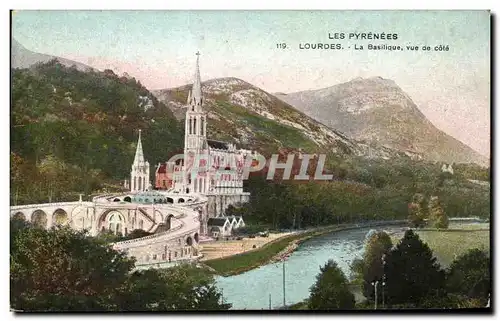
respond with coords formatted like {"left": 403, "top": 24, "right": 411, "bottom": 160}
{"left": 12, "top": 10, "right": 490, "bottom": 157}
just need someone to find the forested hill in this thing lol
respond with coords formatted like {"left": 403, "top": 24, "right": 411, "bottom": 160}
{"left": 11, "top": 60, "right": 184, "bottom": 204}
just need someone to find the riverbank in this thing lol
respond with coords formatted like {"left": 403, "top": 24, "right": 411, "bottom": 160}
{"left": 199, "top": 232, "right": 294, "bottom": 261}
{"left": 203, "top": 221, "right": 407, "bottom": 276}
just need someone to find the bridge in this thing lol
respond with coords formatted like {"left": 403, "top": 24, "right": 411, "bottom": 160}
{"left": 10, "top": 192, "right": 207, "bottom": 267}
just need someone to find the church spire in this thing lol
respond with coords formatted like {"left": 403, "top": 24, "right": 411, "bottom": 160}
{"left": 191, "top": 51, "right": 203, "bottom": 109}
{"left": 134, "top": 129, "right": 145, "bottom": 165}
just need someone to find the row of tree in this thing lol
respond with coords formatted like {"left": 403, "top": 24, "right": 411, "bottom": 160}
{"left": 10, "top": 219, "right": 229, "bottom": 311}
{"left": 308, "top": 230, "right": 490, "bottom": 309}
{"left": 230, "top": 162, "right": 486, "bottom": 232}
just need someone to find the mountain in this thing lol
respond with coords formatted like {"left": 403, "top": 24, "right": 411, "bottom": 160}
{"left": 153, "top": 77, "right": 419, "bottom": 159}
{"left": 11, "top": 38, "right": 93, "bottom": 71}
{"left": 11, "top": 60, "right": 183, "bottom": 204}
{"left": 275, "top": 77, "right": 488, "bottom": 166}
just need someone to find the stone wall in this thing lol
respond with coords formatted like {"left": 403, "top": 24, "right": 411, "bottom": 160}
{"left": 206, "top": 193, "right": 251, "bottom": 218}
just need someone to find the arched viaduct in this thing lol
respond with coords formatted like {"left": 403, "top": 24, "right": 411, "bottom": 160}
{"left": 10, "top": 192, "right": 208, "bottom": 267}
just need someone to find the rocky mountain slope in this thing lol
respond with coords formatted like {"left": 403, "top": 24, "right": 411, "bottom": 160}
{"left": 153, "top": 77, "right": 417, "bottom": 159}
{"left": 275, "top": 77, "right": 487, "bottom": 165}
{"left": 11, "top": 38, "right": 93, "bottom": 71}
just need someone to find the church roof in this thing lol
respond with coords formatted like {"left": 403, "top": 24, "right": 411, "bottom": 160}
{"left": 207, "top": 217, "right": 228, "bottom": 227}
{"left": 208, "top": 139, "right": 231, "bottom": 150}
{"left": 192, "top": 52, "right": 203, "bottom": 108}
{"left": 187, "top": 52, "right": 204, "bottom": 111}
{"left": 156, "top": 163, "right": 167, "bottom": 174}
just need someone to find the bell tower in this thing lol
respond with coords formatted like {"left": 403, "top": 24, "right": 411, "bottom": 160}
{"left": 183, "top": 52, "right": 208, "bottom": 193}
{"left": 184, "top": 51, "right": 207, "bottom": 151}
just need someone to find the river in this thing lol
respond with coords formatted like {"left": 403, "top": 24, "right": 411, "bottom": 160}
{"left": 215, "top": 224, "right": 407, "bottom": 310}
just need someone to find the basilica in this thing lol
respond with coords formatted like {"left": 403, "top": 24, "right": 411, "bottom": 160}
{"left": 128, "top": 53, "right": 255, "bottom": 233}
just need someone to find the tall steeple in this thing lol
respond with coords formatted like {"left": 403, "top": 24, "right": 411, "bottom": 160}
{"left": 130, "top": 129, "right": 150, "bottom": 192}
{"left": 133, "top": 129, "right": 145, "bottom": 165}
{"left": 183, "top": 52, "right": 208, "bottom": 195}
{"left": 190, "top": 51, "right": 203, "bottom": 110}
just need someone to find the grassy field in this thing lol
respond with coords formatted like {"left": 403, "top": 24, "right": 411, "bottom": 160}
{"left": 392, "top": 225, "right": 490, "bottom": 267}
{"left": 203, "top": 226, "right": 344, "bottom": 276}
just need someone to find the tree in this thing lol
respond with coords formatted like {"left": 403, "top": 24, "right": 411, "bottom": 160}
{"left": 308, "top": 260, "right": 355, "bottom": 310}
{"left": 117, "top": 264, "right": 231, "bottom": 311}
{"left": 10, "top": 219, "right": 135, "bottom": 311}
{"left": 362, "top": 231, "right": 392, "bottom": 300}
{"left": 428, "top": 196, "right": 449, "bottom": 229}
{"left": 10, "top": 220, "right": 230, "bottom": 311}
{"left": 446, "top": 248, "right": 490, "bottom": 304}
{"left": 95, "top": 228, "right": 122, "bottom": 244}
{"left": 121, "top": 229, "right": 151, "bottom": 240}
{"left": 408, "top": 193, "right": 427, "bottom": 228}
{"left": 384, "top": 230, "right": 446, "bottom": 306}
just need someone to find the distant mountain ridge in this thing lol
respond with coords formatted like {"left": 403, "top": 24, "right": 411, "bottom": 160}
{"left": 153, "top": 77, "right": 421, "bottom": 160}
{"left": 11, "top": 37, "right": 486, "bottom": 166}
{"left": 276, "top": 77, "right": 488, "bottom": 166}
{"left": 11, "top": 38, "right": 93, "bottom": 71}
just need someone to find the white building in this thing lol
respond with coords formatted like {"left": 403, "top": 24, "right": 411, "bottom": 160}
{"left": 169, "top": 52, "right": 256, "bottom": 196}
{"left": 207, "top": 216, "right": 245, "bottom": 239}
{"left": 125, "top": 53, "right": 254, "bottom": 235}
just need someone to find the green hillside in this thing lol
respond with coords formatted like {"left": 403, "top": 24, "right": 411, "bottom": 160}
{"left": 11, "top": 60, "right": 184, "bottom": 204}
{"left": 10, "top": 60, "right": 490, "bottom": 224}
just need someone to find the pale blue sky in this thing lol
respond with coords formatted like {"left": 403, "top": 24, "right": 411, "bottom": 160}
{"left": 12, "top": 10, "right": 490, "bottom": 156}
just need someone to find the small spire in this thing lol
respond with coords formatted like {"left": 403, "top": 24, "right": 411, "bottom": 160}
{"left": 133, "top": 129, "right": 145, "bottom": 165}
{"left": 191, "top": 51, "right": 203, "bottom": 110}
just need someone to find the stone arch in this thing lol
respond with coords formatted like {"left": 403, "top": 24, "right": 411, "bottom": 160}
{"left": 166, "top": 197, "right": 174, "bottom": 204}
{"left": 52, "top": 208, "right": 68, "bottom": 226}
{"left": 124, "top": 196, "right": 132, "bottom": 202}
{"left": 165, "top": 214, "right": 175, "bottom": 230}
{"left": 186, "top": 236, "right": 193, "bottom": 246}
{"left": 12, "top": 212, "right": 26, "bottom": 221}
{"left": 97, "top": 209, "right": 127, "bottom": 235}
{"left": 154, "top": 210, "right": 163, "bottom": 222}
{"left": 107, "top": 211, "right": 126, "bottom": 236}
{"left": 31, "top": 210, "right": 48, "bottom": 228}
{"left": 113, "top": 198, "right": 121, "bottom": 202}
{"left": 178, "top": 198, "right": 185, "bottom": 203}
{"left": 194, "top": 233, "right": 199, "bottom": 243}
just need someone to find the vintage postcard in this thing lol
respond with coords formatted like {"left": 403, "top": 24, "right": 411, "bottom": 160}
{"left": 10, "top": 10, "right": 491, "bottom": 311}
